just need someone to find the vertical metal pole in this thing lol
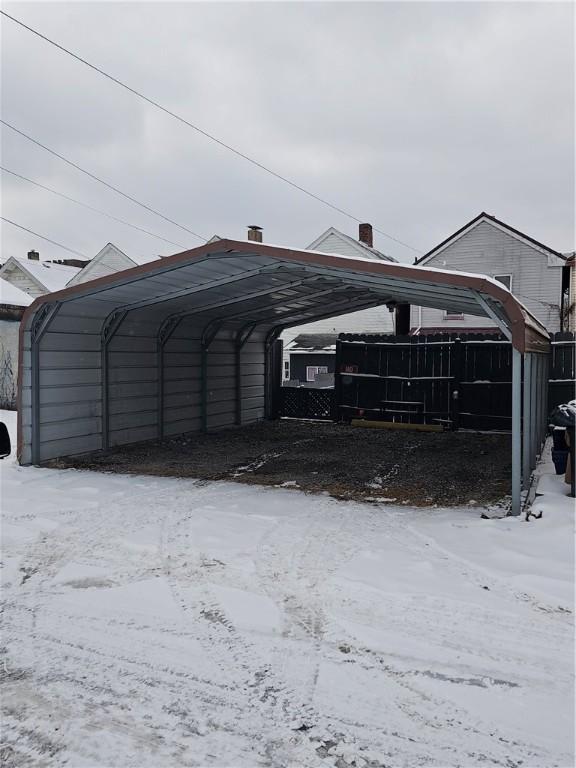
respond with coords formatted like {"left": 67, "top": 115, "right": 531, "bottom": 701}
{"left": 522, "top": 354, "right": 532, "bottom": 489}
{"left": 31, "top": 303, "right": 60, "bottom": 465}
{"left": 101, "top": 310, "right": 127, "bottom": 451}
{"left": 157, "top": 340, "right": 164, "bottom": 441}
{"left": 31, "top": 339, "right": 41, "bottom": 465}
{"left": 102, "top": 344, "right": 109, "bottom": 450}
{"left": 543, "top": 353, "right": 550, "bottom": 448}
{"left": 530, "top": 351, "right": 538, "bottom": 472}
{"left": 235, "top": 342, "right": 242, "bottom": 426}
{"left": 200, "top": 344, "right": 208, "bottom": 433}
{"left": 511, "top": 348, "right": 522, "bottom": 516}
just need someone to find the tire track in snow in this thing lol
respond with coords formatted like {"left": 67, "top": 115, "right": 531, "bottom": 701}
{"left": 159, "top": 490, "right": 330, "bottom": 766}
{"left": 254, "top": 497, "right": 378, "bottom": 712}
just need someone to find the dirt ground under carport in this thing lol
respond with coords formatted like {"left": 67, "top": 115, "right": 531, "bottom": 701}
{"left": 49, "top": 420, "right": 512, "bottom": 508}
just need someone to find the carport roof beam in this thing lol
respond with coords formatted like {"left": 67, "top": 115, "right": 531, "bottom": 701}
{"left": 20, "top": 238, "right": 549, "bottom": 354}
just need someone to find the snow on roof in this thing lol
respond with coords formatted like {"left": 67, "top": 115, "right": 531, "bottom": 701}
{"left": 0, "top": 277, "right": 33, "bottom": 307}
{"left": 307, "top": 226, "right": 396, "bottom": 263}
{"left": 257, "top": 241, "right": 523, "bottom": 290}
{"left": 129, "top": 253, "right": 163, "bottom": 266}
{"left": 9, "top": 257, "right": 81, "bottom": 292}
{"left": 288, "top": 333, "right": 338, "bottom": 352}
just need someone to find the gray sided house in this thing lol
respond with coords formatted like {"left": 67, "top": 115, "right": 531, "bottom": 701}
{"left": 410, "top": 213, "right": 567, "bottom": 335}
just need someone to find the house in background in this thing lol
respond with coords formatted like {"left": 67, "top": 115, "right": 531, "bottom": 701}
{"left": 67, "top": 243, "right": 160, "bottom": 286}
{"left": 283, "top": 333, "right": 337, "bottom": 386}
{"left": 0, "top": 279, "right": 32, "bottom": 408}
{"left": 0, "top": 244, "right": 161, "bottom": 408}
{"left": 562, "top": 252, "right": 575, "bottom": 332}
{"left": 0, "top": 250, "right": 85, "bottom": 296}
{"left": 410, "top": 213, "right": 567, "bottom": 335}
{"left": 281, "top": 223, "right": 399, "bottom": 384}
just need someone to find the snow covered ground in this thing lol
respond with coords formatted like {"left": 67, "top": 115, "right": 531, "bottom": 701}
{"left": 1, "top": 409, "right": 574, "bottom": 767}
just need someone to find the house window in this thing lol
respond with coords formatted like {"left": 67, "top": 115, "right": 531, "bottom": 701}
{"left": 494, "top": 274, "right": 512, "bottom": 290}
{"left": 284, "top": 361, "right": 290, "bottom": 379}
{"left": 444, "top": 311, "right": 464, "bottom": 320}
{"left": 306, "top": 365, "right": 328, "bottom": 382}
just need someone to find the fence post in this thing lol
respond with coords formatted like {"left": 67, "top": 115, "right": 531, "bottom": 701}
{"left": 451, "top": 337, "right": 462, "bottom": 431}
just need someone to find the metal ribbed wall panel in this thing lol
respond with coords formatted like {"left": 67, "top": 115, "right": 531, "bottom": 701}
{"left": 107, "top": 312, "right": 159, "bottom": 448}
{"left": 162, "top": 318, "right": 202, "bottom": 437}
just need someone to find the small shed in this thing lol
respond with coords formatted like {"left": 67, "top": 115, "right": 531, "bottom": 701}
{"left": 17, "top": 239, "right": 550, "bottom": 515}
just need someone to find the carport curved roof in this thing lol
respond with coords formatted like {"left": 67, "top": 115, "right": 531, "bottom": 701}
{"left": 21, "top": 238, "right": 549, "bottom": 353}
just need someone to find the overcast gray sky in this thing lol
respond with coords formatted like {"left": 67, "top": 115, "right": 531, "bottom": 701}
{"left": 1, "top": 1, "right": 574, "bottom": 265}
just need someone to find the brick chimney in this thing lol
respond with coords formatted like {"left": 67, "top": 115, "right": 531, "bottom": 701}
{"left": 358, "top": 223, "right": 373, "bottom": 248}
{"left": 247, "top": 225, "right": 263, "bottom": 243}
{"left": 27, "top": 249, "right": 40, "bottom": 261}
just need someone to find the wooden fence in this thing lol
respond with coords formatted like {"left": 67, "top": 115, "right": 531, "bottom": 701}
{"left": 335, "top": 332, "right": 575, "bottom": 432}
{"left": 275, "top": 332, "right": 574, "bottom": 429}
{"left": 549, "top": 332, "right": 575, "bottom": 413}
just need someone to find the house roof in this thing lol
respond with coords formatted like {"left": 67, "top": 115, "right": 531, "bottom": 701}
{"left": 0, "top": 256, "right": 81, "bottom": 293}
{"left": 21, "top": 238, "right": 550, "bottom": 355}
{"left": 67, "top": 243, "right": 161, "bottom": 287}
{"left": 307, "top": 227, "right": 396, "bottom": 263}
{"left": 288, "top": 333, "right": 338, "bottom": 352}
{"left": 0, "top": 277, "right": 33, "bottom": 307}
{"left": 414, "top": 212, "right": 566, "bottom": 266}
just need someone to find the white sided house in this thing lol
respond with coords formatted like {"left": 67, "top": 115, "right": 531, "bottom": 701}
{"left": 281, "top": 224, "right": 397, "bottom": 381}
{"left": 410, "top": 213, "right": 567, "bottom": 335}
{"left": 0, "top": 244, "right": 158, "bottom": 408}
{"left": 0, "top": 279, "right": 32, "bottom": 409}
{"left": 0, "top": 251, "right": 83, "bottom": 297}
{"left": 67, "top": 243, "right": 160, "bottom": 286}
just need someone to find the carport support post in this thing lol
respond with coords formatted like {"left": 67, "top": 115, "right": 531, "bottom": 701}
{"left": 101, "top": 310, "right": 128, "bottom": 451}
{"left": 511, "top": 347, "right": 522, "bottom": 516}
{"left": 234, "top": 325, "right": 257, "bottom": 426}
{"left": 522, "top": 354, "right": 532, "bottom": 489}
{"left": 157, "top": 316, "right": 182, "bottom": 441}
{"left": 200, "top": 323, "right": 222, "bottom": 433}
{"left": 31, "top": 302, "right": 61, "bottom": 465}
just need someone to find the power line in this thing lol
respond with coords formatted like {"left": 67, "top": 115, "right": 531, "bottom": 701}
{"left": 1, "top": 216, "right": 88, "bottom": 258}
{"left": 0, "top": 9, "right": 421, "bottom": 255}
{"left": 0, "top": 120, "right": 206, "bottom": 243}
{"left": 1, "top": 166, "right": 186, "bottom": 249}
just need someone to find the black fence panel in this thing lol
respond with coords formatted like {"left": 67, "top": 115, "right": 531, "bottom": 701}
{"left": 337, "top": 332, "right": 512, "bottom": 430}
{"left": 279, "top": 387, "right": 334, "bottom": 420}
{"left": 277, "top": 332, "right": 573, "bottom": 431}
{"left": 549, "top": 332, "right": 575, "bottom": 412}
{"left": 459, "top": 340, "right": 512, "bottom": 430}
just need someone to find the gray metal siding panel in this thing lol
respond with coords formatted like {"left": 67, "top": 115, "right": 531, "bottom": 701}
{"left": 109, "top": 424, "right": 158, "bottom": 447}
{"left": 239, "top": 338, "right": 265, "bottom": 424}
{"left": 31, "top": 318, "right": 103, "bottom": 461}
{"left": 19, "top": 338, "right": 33, "bottom": 463}
{"left": 39, "top": 434, "right": 102, "bottom": 462}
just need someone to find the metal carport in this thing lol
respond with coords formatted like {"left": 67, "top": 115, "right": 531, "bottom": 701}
{"left": 17, "top": 239, "right": 550, "bottom": 515}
